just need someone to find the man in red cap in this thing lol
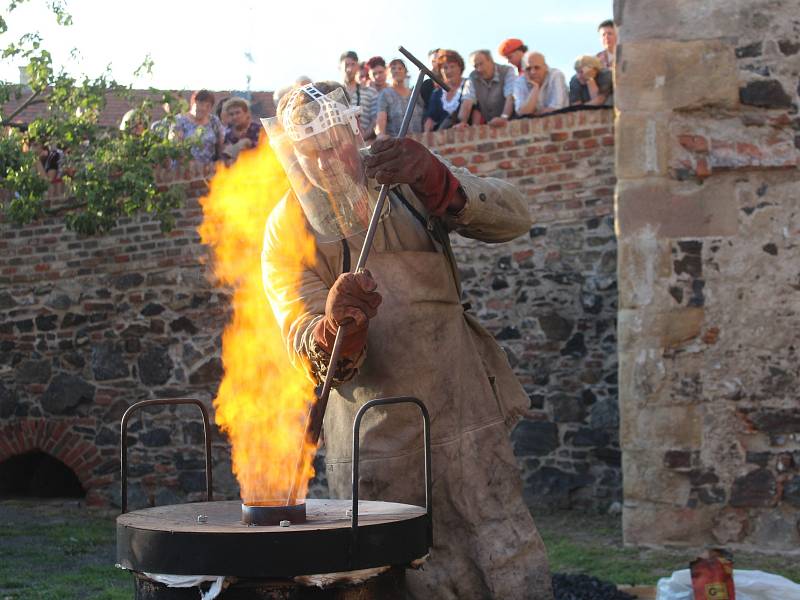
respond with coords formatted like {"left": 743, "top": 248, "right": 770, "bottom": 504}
{"left": 498, "top": 38, "right": 528, "bottom": 75}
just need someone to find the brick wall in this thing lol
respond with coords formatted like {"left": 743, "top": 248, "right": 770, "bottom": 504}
{"left": 616, "top": 0, "right": 800, "bottom": 551}
{"left": 0, "top": 109, "right": 618, "bottom": 510}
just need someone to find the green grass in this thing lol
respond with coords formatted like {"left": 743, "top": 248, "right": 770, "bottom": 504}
{"left": 536, "top": 508, "right": 800, "bottom": 586}
{"left": 0, "top": 501, "right": 131, "bottom": 600}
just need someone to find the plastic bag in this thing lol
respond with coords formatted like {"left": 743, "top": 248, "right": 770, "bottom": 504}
{"left": 656, "top": 569, "right": 800, "bottom": 600}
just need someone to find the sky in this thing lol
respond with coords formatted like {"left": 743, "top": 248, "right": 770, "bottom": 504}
{"left": 1, "top": 0, "right": 613, "bottom": 93}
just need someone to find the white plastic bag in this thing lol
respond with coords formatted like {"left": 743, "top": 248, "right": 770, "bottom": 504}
{"left": 656, "top": 569, "right": 800, "bottom": 600}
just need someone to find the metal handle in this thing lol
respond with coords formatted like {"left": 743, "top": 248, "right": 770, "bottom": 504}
{"left": 350, "top": 396, "right": 432, "bottom": 565}
{"left": 120, "top": 398, "right": 214, "bottom": 513}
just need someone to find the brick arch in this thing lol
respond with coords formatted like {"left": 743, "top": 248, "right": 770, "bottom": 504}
{"left": 0, "top": 419, "right": 105, "bottom": 503}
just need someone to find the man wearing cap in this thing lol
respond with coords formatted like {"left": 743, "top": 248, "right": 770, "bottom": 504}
{"left": 262, "top": 81, "right": 554, "bottom": 599}
{"left": 498, "top": 38, "right": 528, "bottom": 75}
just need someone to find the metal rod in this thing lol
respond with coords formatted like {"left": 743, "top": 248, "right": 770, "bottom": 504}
{"left": 398, "top": 45, "right": 450, "bottom": 92}
{"left": 120, "top": 398, "right": 213, "bottom": 514}
{"left": 350, "top": 396, "right": 433, "bottom": 567}
{"left": 287, "top": 48, "right": 436, "bottom": 506}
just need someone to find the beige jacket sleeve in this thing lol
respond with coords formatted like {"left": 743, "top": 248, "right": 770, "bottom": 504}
{"left": 436, "top": 157, "right": 533, "bottom": 242}
{"left": 261, "top": 194, "right": 363, "bottom": 385}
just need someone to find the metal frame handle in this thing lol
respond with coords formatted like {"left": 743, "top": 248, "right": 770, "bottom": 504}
{"left": 350, "top": 396, "right": 432, "bottom": 564}
{"left": 120, "top": 398, "right": 214, "bottom": 513}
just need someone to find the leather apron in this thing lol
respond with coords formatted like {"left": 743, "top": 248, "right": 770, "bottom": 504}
{"left": 323, "top": 214, "right": 553, "bottom": 599}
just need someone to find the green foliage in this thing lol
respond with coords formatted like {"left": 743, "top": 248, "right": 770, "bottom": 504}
{"left": 0, "top": 1, "right": 193, "bottom": 235}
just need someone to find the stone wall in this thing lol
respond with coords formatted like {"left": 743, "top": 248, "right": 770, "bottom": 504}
{"left": 0, "top": 109, "right": 619, "bottom": 510}
{"left": 615, "top": 0, "right": 800, "bottom": 551}
{"left": 417, "top": 111, "right": 620, "bottom": 508}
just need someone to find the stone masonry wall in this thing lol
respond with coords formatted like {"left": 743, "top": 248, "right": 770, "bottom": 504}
{"left": 0, "top": 109, "right": 618, "bottom": 510}
{"left": 615, "top": 0, "right": 800, "bottom": 551}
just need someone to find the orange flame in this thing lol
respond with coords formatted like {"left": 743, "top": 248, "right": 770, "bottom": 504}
{"left": 198, "top": 144, "right": 318, "bottom": 504}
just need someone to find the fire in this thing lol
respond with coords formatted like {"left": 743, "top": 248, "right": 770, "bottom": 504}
{"left": 198, "top": 143, "right": 318, "bottom": 504}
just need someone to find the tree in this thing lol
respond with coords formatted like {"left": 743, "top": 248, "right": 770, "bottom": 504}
{"left": 0, "top": 0, "right": 192, "bottom": 234}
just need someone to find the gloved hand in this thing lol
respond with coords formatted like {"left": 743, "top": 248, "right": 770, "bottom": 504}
{"left": 313, "top": 270, "right": 382, "bottom": 358}
{"left": 363, "top": 138, "right": 464, "bottom": 216}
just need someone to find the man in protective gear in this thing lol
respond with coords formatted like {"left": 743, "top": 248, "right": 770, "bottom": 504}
{"left": 262, "top": 81, "right": 553, "bottom": 600}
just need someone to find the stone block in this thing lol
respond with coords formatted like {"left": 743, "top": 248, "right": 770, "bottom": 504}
{"left": 618, "top": 308, "right": 704, "bottom": 352}
{"left": 616, "top": 235, "right": 673, "bottom": 311}
{"left": 623, "top": 500, "right": 714, "bottom": 546}
{"left": 617, "top": 0, "right": 770, "bottom": 42}
{"left": 749, "top": 507, "right": 800, "bottom": 549}
{"left": 616, "top": 112, "right": 669, "bottom": 179}
{"left": 616, "top": 40, "right": 739, "bottom": 112}
{"left": 711, "top": 508, "right": 750, "bottom": 544}
{"left": 623, "top": 449, "right": 692, "bottom": 505}
{"left": 620, "top": 403, "right": 703, "bottom": 450}
{"left": 729, "top": 468, "right": 778, "bottom": 507}
{"left": 616, "top": 178, "right": 740, "bottom": 239}
{"left": 739, "top": 80, "right": 794, "bottom": 108}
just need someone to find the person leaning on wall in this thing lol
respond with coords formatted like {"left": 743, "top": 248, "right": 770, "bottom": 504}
{"left": 568, "top": 55, "right": 614, "bottom": 107}
{"left": 423, "top": 49, "right": 467, "bottom": 132}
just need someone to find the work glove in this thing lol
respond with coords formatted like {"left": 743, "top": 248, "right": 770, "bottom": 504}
{"left": 363, "top": 138, "right": 463, "bottom": 216}
{"left": 313, "top": 270, "right": 382, "bottom": 358}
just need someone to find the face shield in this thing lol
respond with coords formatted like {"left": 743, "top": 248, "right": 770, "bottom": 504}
{"left": 262, "top": 84, "right": 385, "bottom": 242}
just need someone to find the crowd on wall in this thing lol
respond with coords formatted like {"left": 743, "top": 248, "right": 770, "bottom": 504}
{"left": 146, "top": 18, "right": 616, "bottom": 167}
{"left": 24, "top": 19, "right": 617, "bottom": 177}
{"left": 327, "top": 19, "right": 617, "bottom": 141}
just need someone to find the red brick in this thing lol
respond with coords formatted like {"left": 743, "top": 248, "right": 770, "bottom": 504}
{"left": 678, "top": 134, "right": 709, "bottom": 153}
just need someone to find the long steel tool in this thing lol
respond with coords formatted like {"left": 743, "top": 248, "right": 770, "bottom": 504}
{"left": 286, "top": 47, "right": 449, "bottom": 505}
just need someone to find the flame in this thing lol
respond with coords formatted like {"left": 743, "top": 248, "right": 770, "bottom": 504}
{"left": 198, "top": 144, "right": 318, "bottom": 504}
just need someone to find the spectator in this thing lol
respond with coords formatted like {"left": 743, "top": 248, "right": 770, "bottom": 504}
{"left": 170, "top": 89, "right": 225, "bottom": 163}
{"left": 569, "top": 55, "right": 613, "bottom": 107}
{"left": 358, "top": 61, "right": 371, "bottom": 87}
{"left": 222, "top": 97, "right": 261, "bottom": 163}
{"left": 119, "top": 109, "right": 149, "bottom": 136}
{"left": 215, "top": 96, "right": 232, "bottom": 128}
{"left": 514, "top": 51, "right": 568, "bottom": 117}
{"left": 375, "top": 58, "right": 424, "bottom": 137}
{"left": 367, "top": 56, "right": 388, "bottom": 93}
{"left": 423, "top": 50, "right": 467, "bottom": 132}
{"left": 458, "top": 50, "right": 516, "bottom": 127}
{"left": 498, "top": 38, "right": 528, "bottom": 75}
{"left": 597, "top": 19, "right": 617, "bottom": 68}
{"left": 340, "top": 50, "right": 378, "bottom": 140}
{"left": 39, "top": 144, "right": 64, "bottom": 182}
{"left": 149, "top": 101, "right": 174, "bottom": 138}
{"left": 418, "top": 48, "right": 441, "bottom": 110}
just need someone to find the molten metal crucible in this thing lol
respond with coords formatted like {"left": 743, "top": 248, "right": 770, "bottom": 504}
{"left": 241, "top": 500, "right": 307, "bottom": 526}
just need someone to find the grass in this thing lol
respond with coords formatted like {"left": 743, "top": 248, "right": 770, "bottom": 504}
{"left": 0, "top": 500, "right": 130, "bottom": 600}
{"left": 535, "top": 507, "right": 800, "bottom": 586}
{"left": 0, "top": 499, "right": 797, "bottom": 598}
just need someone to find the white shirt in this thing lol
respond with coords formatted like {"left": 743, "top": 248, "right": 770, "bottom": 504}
{"left": 513, "top": 68, "right": 569, "bottom": 114}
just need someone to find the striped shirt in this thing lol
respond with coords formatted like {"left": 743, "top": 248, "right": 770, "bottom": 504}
{"left": 345, "top": 83, "right": 378, "bottom": 139}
